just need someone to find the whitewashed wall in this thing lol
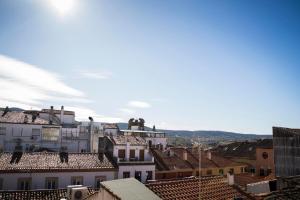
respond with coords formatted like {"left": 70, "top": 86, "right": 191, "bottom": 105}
{"left": 0, "top": 171, "right": 116, "bottom": 190}
{"left": 0, "top": 123, "right": 61, "bottom": 152}
{"left": 118, "top": 165, "right": 155, "bottom": 183}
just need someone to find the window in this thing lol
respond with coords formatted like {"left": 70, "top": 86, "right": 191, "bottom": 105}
{"left": 250, "top": 168, "right": 255, "bottom": 174}
{"left": 139, "top": 149, "right": 144, "bottom": 161}
{"left": 95, "top": 176, "right": 106, "bottom": 189}
{"left": 42, "top": 127, "right": 59, "bottom": 141}
{"left": 45, "top": 177, "right": 58, "bottom": 189}
{"left": 146, "top": 171, "right": 153, "bottom": 181}
{"left": 0, "top": 127, "right": 6, "bottom": 135}
{"left": 262, "top": 152, "right": 268, "bottom": 159}
{"left": 241, "top": 167, "right": 244, "bottom": 173}
{"left": 267, "top": 168, "right": 272, "bottom": 175}
{"left": 71, "top": 176, "right": 83, "bottom": 185}
{"left": 206, "top": 170, "right": 212, "bottom": 175}
{"left": 219, "top": 169, "right": 224, "bottom": 175}
{"left": 135, "top": 171, "right": 142, "bottom": 181}
{"left": 260, "top": 168, "right": 265, "bottom": 176}
{"left": 32, "top": 128, "right": 40, "bottom": 136}
{"left": 18, "top": 178, "right": 31, "bottom": 190}
{"left": 123, "top": 172, "right": 130, "bottom": 178}
{"left": 118, "top": 149, "right": 125, "bottom": 159}
{"left": 130, "top": 149, "right": 135, "bottom": 160}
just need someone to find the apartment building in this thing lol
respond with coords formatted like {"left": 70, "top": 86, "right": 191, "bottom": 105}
{"left": 120, "top": 118, "right": 167, "bottom": 151}
{"left": 152, "top": 147, "right": 247, "bottom": 179}
{"left": 0, "top": 152, "right": 117, "bottom": 190}
{"left": 0, "top": 106, "right": 95, "bottom": 153}
{"left": 100, "top": 135, "right": 156, "bottom": 183}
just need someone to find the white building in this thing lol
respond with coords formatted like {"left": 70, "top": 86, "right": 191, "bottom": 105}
{"left": 88, "top": 178, "right": 161, "bottom": 200}
{"left": 121, "top": 130, "right": 167, "bottom": 151}
{"left": 101, "top": 135, "right": 156, "bottom": 183}
{"left": 0, "top": 106, "right": 94, "bottom": 153}
{"left": 0, "top": 152, "right": 117, "bottom": 190}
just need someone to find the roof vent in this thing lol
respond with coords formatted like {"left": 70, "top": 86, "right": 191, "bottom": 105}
{"left": 10, "top": 145, "right": 23, "bottom": 164}
{"left": 24, "top": 115, "right": 28, "bottom": 123}
{"left": 60, "top": 147, "right": 68, "bottom": 163}
{"left": 32, "top": 113, "right": 37, "bottom": 122}
{"left": 2, "top": 106, "right": 9, "bottom": 117}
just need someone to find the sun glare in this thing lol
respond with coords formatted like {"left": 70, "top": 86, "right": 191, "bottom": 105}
{"left": 49, "top": 0, "right": 75, "bottom": 16}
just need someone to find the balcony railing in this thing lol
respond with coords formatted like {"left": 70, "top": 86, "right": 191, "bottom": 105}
{"left": 115, "top": 157, "right": 154, "bottom": 164}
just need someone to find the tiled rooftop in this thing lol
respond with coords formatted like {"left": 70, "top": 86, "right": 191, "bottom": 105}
{"left": 0, "top": 188, "right": 96, "bottom": 200}
{"left": 151, "top": 149, "right": 193, "bottom": 170}
{"left": 234, "top": 173, "right": 276, "bottom": 187}
{"left": 0, "top": 111, "right": 54, "bottom": 125}
{"left": 0, "top": 152, "right": 116, "bottom": 173}
{"left": 103, "top": 123, "right": 119, "bottom": 129}
{"left": 152, "top": 147, "right": 245, "bottom": 171}
{"left": 213, "top": 139, "right": 273, "bottom": 160}
{"left": 146, "top": 176, "right": 251, "bottom": 200}
{"left": 111, "top": 135, "right": 147, "bottom": 145}
{"left": 41, "top": 109, "right": 75, "bottom": 115}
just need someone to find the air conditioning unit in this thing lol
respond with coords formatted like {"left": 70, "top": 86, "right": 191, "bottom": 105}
{"left": 71, "top": 187, "right": 89, "bottom": 200}
{"left": 67, "top": 185, "right": 83, "bottom": 199}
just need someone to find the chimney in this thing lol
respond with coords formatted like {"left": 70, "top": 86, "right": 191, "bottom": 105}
{"left": 227, "top": 172, "right": 234, "bottom": 186}
{"left": 59, "top": 147, "right": 68, "bottom": 163}
{"left": 24, "top": 115, "right": 28, "bottom": 124}
{"left": 49, "top": 106, "right": 54, "bottom": 125}
{"left": 183, "top": 149, "right": 188, "bottom": 160}
{"left": 60, "top": 106, "right": 64, "bottom": 124}
{"left": 2, "top": 106, "right": 9, "bottom": 117}
{"left": 207, "top": 151, "right": 212, "bottom": 160}
{"left": 10, "top": 145, "right": 23, "bottom": 164}
{"left": 169, "top": 149, "right": 174, "bottom": 157}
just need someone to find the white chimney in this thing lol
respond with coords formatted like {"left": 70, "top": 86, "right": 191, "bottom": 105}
{"left": 126, "top": 142, "right": 130, "bottom": 161}
{"left": 207, "top": 151, "right": 212, "bottom": 160}
{"left": 183, "top": 150, "right": 188, "bottom": 160}
{"left": 60, "top": 106, "right": 64, "bottom": 124}
{"left": 227, "top": 172, "right": 234, "bottom": 186}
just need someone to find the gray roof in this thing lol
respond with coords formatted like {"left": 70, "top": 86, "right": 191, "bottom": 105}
{"left": 101, "top": 178, "right": 161, "bottom": 200}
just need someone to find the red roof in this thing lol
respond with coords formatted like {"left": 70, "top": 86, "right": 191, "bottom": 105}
{"left": 146, "top": 176, "right": 251, "bottom": 200}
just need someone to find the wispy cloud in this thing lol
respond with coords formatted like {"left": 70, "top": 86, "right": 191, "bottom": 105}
{"left": 79, "top": 71, "right": 112, "bottom": 80}
{"left": 119, "top": 108, "right": 135, "bottom": 115}
{"left": 0, "top": 55, "right": 123, "bottom": 123}
{"left": 66, "top": 106, "right": 123, "bottom": 123}
{"left": 128, "top": 101, "right": 151, "bottom": 108}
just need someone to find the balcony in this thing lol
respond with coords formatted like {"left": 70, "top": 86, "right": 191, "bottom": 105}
{"left": 115, "top": 157, "right": 155, "bottom": 165}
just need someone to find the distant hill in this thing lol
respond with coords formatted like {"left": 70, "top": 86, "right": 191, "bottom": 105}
{"left": 117, "top": 123, "right": 272, "bottom": 141}
{"left": 0, "top": 107, "right": 24, "bottom": 112}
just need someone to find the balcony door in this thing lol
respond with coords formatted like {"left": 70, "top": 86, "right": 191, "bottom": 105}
{"left": 139, "top": 149, "right": 144, "bottom": 161}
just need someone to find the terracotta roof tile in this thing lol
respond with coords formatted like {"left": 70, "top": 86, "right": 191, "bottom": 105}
{"left": 0, "top": 152, "right": 116, "bottom": 173}
{"left": 147, "top": 176, "right": 251, "bottom": 200}
{"left": 111, "top": 135, "right": 146, "bottom": 145}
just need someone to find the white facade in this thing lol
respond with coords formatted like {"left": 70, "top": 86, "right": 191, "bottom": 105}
{"left": 108, "top": 137, "right": 156, "bottom": 183}
{"left": 0, "top": 123, "right": 61, "bottom": 152}
{"left": 117, "top": 165, "right": 155, "bottom": 183}
{"left": 0, "top": 171, "right": 116, "bottom": 190}
{"left": 121, "top": 130, "right": 167, "bottom": 150}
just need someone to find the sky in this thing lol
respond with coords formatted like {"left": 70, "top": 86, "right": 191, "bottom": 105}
{"left": 0, "top": 0, "right": 300, "bottom": 134}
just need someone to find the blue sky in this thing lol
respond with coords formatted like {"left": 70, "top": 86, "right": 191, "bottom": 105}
{"left": 0, "top": 0, "right": 299, "bottom": 134}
